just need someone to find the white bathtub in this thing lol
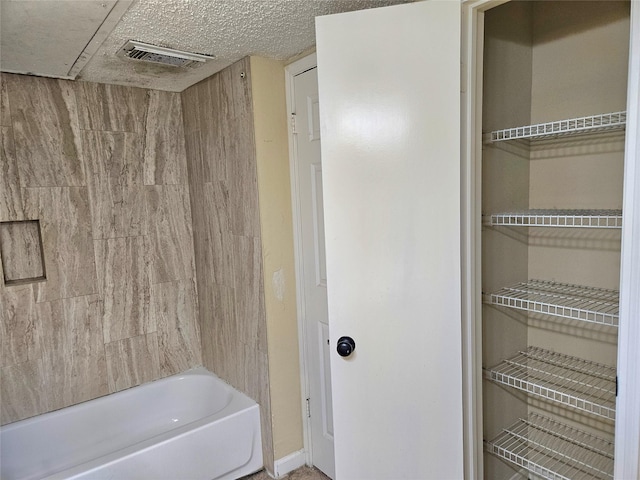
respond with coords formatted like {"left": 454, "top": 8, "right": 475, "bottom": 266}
{"left": 0, "top": 367, "right": 262, "bottom": 480}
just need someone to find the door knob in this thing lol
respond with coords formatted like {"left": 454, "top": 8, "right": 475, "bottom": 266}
{"left": 337, "top": 336, "right": 356, "bottom": 357}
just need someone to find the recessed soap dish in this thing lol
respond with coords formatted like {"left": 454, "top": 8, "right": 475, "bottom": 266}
{"left": 0, "top": 220, "right": 46, "bottom": 285}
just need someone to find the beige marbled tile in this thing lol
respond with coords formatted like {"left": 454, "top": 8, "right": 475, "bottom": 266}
{"left": 105, "top": 333, "right": 160, "bottom": 393}
{"left": 233, "top": 235, "right": 267, "bottom": 350}
{"left": 193, "top": 75, "right": 216, "bottom": 139}
{"left": 243, "top": 343, "right": 271, "bottom": 412}
{"left": 144, "top": 91, "right": 188, "bottom": 186}
{"left": 184, "top": 59, "right": 254, "bottom": 187}
{"left": 82, "top": 130, "right": 147, "bottom": 239}
{"left": 200, "top": 126, "right": 226, "bottom": 183}
{"left": 243, "top": 343, "right": 274, "bottom": 472}
{"left": 198, "top": 59, "right": 256, "bottom": 194}
{"left": 147, "top": 185, "right": 195, "bottom": 285}
{"left": 227, "top": 116, "right": 260, "bottom": 237}
{"left": 180, "top": 80, "right": 203, "bottom": 135}
{"left": 196, "top": 275, "right": 215, "bottom": 369}
{"left": 219, "top": 59, "right": 255, "bottom": 178}
{"left": 184, "top": 130, "right": 208, "bottom": 187}
{"left": 0, "top": 284, "right": 38, "bottom": 368}
{"left": 0, "top": 127, "right": 25, "bottom": 222}
{"left": 189, "top": 225, "right": 217, "bottom": 319}
{"left": 76, "top": 82, "right": 149, "bottom": 133}
{"left": 185, "top": 154, "right": 233, "bottom": 292}
{"left": 182, "top": 80, "right": 217, "bottom": 184}
{"left": 37, "top": 294, "right": 104, "bottom": 360}
{"left": 199, "top": 282, "right": 241, "bottom": 388}
{"left": 200, "top": 80, "right": 225, "bottom": 183}
{"left": 6, "top": 75, "right": 85, "bottom": 187}
{"left": 93, "top": 184, "right": 147, "bottom": 240}
{"left": 37, "top": 294, "right": 108, "bottom": 411}
{"left": 185, "top": 180, "right": 204, "bottom": 258}
{"left": 95, "top": 236, "right": 150, "bottom": 343}
{"left": 185, "top": 138, "right": 217, "bottom": 288}
{"left": 152, "top": 279, "right": 201, "bottom": 376}
{"left": 212, "top": 59, "right": 254, "bottom": 185}
{"left": 204, "top": 181, "right": 234, "bottom": 286}
{"left": 0, "top": 221, "right": 44, "bottom": 283}
{"left": 224, "top": 58, "right": 253, "bottom": 119}
{"left": 47, "top": 353, "right": 109, "bottom": 411}
{"left": 1, "top": 359, "right": 48, "bottom": 425}
{"left": 82, "top": 130, "right": 143, "bottom": 185}
{"left": 22, "top": 187, "right": 98, "bottom": 302}
{"left": 0, "top": 74, "right": 11, "bottom": 127}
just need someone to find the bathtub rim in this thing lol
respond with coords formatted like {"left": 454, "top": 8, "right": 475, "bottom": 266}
{"left": 1, "top": 366, "right": 241, "bottom": 433}
{"left": 1, "top": 366, "right": 263, "bottom": 480}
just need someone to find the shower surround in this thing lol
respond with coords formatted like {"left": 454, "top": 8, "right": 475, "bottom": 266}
{"left": 0, "top": 72, "right": 202, "bottom": 425}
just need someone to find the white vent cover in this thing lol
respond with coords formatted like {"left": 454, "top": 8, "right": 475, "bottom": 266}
{"left": 117, "top": 40, "right": 213, "bottom": 67}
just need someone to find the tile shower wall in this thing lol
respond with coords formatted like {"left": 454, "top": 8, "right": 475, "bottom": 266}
{"left": 0, "top": 73, "right": 202, "bottom": 425}
{"left": 181, "top": 58, "right": 275, "bottom": 471}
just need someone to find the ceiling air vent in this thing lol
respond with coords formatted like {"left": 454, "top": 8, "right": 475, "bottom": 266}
{"left": 117, "top": 40, "right": 213, "bottom": 67}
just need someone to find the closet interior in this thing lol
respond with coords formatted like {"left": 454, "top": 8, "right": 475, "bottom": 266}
{"left": 480, "top": 2, "right": 630, "bottom": 479}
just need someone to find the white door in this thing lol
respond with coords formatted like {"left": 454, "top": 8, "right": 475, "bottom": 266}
{"left": 316, "top": 2, "right": 464, "bottom": 478}
{"left": 292, "top": 65, "right": 335, "bottom": 478}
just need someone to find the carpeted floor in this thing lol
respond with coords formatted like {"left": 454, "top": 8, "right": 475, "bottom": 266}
{"left": 243, "top": 465, "right": 330, "bottom": 480}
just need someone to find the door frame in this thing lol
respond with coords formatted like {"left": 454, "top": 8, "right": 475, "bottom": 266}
{"left": 460, "top": 2, "right": 508, "bottom": 477}
{"left": 285, "top": 52, "right": 319, "bottom": 468}
{"left": 614, "top": 2, "right": 640, "bottom": 478}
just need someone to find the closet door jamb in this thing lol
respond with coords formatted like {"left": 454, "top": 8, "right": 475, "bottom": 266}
{"left": 461, "top": 1, "right": 508, "bottom": 479}
{"left": 614, "top": 2, "right": 640, "bottom": 478}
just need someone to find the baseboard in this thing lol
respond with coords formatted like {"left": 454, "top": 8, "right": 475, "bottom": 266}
{"left": 273, "top": 449, "right": 306, "bottom": 478}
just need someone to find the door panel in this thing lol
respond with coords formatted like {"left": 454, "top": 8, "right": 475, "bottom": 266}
{"left": 319, "top": 322, "right": 334, "bottom": 437}
{"left": 316, "top": 2, "right": 464, "bottom": 478}
{"left": 293, "top": 66, "right": 335, "bottom": 478}
{"left": 311, "top": 163, "right": 327, "bottom": 287}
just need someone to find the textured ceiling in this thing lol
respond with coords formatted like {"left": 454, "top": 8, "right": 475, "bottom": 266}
{"left": 75, "top": 0, "right": 411, "bottom": 92}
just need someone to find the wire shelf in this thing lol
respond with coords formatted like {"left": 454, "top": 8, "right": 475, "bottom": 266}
{"left": 485, "top": 209, "right": 623, "bottom": 228}
{"left": 486, "top": 280, "right": 619, "bottom": 327}
{"left": 486, "top": 413, "right": 614, "bottom": 480}
{"left": 487, "top": 111, "right": 626, "bottom": 143}
{"left": 485, "top": 346, "right": 616, "bottom": 419}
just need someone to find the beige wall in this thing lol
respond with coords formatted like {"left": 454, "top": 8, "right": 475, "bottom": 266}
{"left": 527, "top": 0, "right": 628, "bottom": 401}
{"left": 525, "top": 1, "right": 628, "bottom": 438}
{"left": 530, "top": 1, "right": 630, "bottom": 123}
{"left": 250, "top": 56, "right": 304, "bottom": 460}
{"left": 0, "top": 73, "right": 201, "bottom": 425}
